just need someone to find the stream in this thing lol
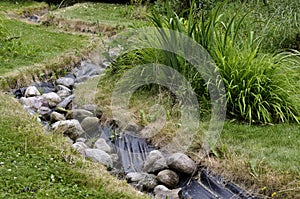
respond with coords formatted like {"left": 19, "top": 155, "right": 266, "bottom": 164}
{"left": 12, "top": 48, "right": 260, "bottom": 199}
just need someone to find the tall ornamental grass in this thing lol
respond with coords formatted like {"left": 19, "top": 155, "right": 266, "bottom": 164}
{"left": 148, "top": 1, "right": 299, "bottom": 124}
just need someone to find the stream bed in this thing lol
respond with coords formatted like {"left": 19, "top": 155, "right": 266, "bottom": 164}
{"left": 12, "top": 55, "right": 260, "bottom": 199}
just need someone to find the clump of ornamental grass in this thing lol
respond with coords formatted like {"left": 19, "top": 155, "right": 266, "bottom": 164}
{"left": 147, "top": 1, "right": 299, "bottom": 124}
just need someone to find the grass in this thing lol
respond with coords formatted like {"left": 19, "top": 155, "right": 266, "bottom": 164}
{"left": 0, "top": 17, "right": 89, "bottom": 74}
{"left": 221, "top": 123, "right": 300, "bottom": 174}
{"left": 201, "top": 122, "right": 300, "bottom": 198}
{"left": 220, "top": 0, "right": 300, "bottom": 53}
{"left": 50, "top": 2, "right": 150, "bottom": 29}
{"left": 0, "top": 92, "right": 147, "bottom": 199}
{"left": 0, "top": 1, "right": 45, "bottom": 12}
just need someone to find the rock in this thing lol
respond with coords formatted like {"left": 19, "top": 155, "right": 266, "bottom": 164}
{"left": 35, "top": 82, "right": 55, "bottom": 94}
{"left": 81, "top": 104, "right": 102, "bottom": 118}
{"left": 42, "top": 92, "right": 61, "bottom": 107}
{"left": 85, "top": 149, "right": 113, "bottom": 168}
{"left": 93, "top": 138, "right": 111, "bottom": 153}
{"left": 126, "top": 172, "right": 158, "bottom": 190}
{"left": 74, "top": 61, "right": 103, "bottom": 79}
{"left": 66, "top": 109, "right": 93, "bottom": 122}
{"left": 56, "top": 94, "right": 74, "bottom": 109}
{"left": 50, "top": 111, "right": 66, "bottom": 122}
{"left": 125, "top": 122, "right": 143, "bottom": 132}
{"left": 157, "top": 169, "right": 179, "bottom": 189}
{"left": 154, "top": 185, "right": 181, "bottom": 199}
{"left": 52, "top": 119, "right": 84, "bottom": 141}
{"left": 75, "top": 75, "right": 89, "bottom": 83}
{"left": 80, "top": 117, "right": 99, "bottom": 135}
{"left": 37, "top": 106, "right": 52, "bottom": 120}
{"left": 126, "top": 172, "right": 144, "bottom": 182}
{"left": 138, "top": 173, "right": 158, "bottom": 191}
{"left": 57, "top": 89, "right": 71, "bottom": 99}
{"left": 56, "top": 85, "right": 72, "bottom": 99}
{"left": 19, "top": 96, "right": 46, "bottom": 110}
{"left": 76, "top": 138, "right": 87, "bottom": 143}
{"left": 25, "top": 86, "right": 41, "bottom": 97}
{"left": 72, "top": 142, "right": 88, "bottom": 155}
{"left": 56, "top": 77, "right": 74, "bottom": 88}
{"left": 143, "top": 150, "right": 168, "bottom": 173}
{"left": 166, "top": 153, "right": 197, "bottom": 175}
{"left": 110, "top": 153, "right": 119, "bottom": 165}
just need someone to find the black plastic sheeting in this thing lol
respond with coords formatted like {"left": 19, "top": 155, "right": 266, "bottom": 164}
{"left": 180, "top": 171, "right": 259, "bottom": 199}
{"left": 83, "top": 126, "right": 260, "bottom": 199}
{"left": 100, "top": 126, "right": 155, "bottom": 173}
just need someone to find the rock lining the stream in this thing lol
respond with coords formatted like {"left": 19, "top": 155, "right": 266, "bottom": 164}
{"left": 13, "top": 46, "right": 258, "bottom": 199}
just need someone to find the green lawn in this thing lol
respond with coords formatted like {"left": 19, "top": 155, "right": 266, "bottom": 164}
{"left": 50, "top": 2, "right": 150, "bottom": 28}
{"left": 221, "top": 122, "right": 299, "bottom": 175}
{"left": 0, "top": 17, "right": 89, "bottom": 74}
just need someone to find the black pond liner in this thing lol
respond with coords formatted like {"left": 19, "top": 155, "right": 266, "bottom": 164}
{"left": 99, "top": 126, "right": 155, "bottom": 173}
{"left": 95, "top": 126, "right": 260, "bottom": 199}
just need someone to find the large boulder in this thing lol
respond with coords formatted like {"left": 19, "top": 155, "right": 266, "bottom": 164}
{"left": 52, "top": 119, "right": 84, "bottom": 140}
{"left": 143, "top": 150, "right": 168, "bottom": 173}
{"left": 85, "top": 148, "right": 113, "bottom": 168}
{"left": 166, "top": 153, "right": 197, "bottom": 175}
{"left": 157, "top": 169, "right": 179, "bottom": 189}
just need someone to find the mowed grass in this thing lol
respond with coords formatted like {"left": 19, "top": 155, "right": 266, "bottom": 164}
{"left": 0, "top": 93, "right": 147, "bottom": 199}
{"left": 0, "top": 0, "right": 45, "bottom": 12}
{"left": 221, "top": 122, "right": 299, "bottom": 175}
{"left": 0, "top": 1, "right": 91, "bottom": 75}
{"left": 50, "top": 2, "right": 150, "bottom": 28}
{"left": 0, "top": 18, "right": 89, "bottom": 75}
